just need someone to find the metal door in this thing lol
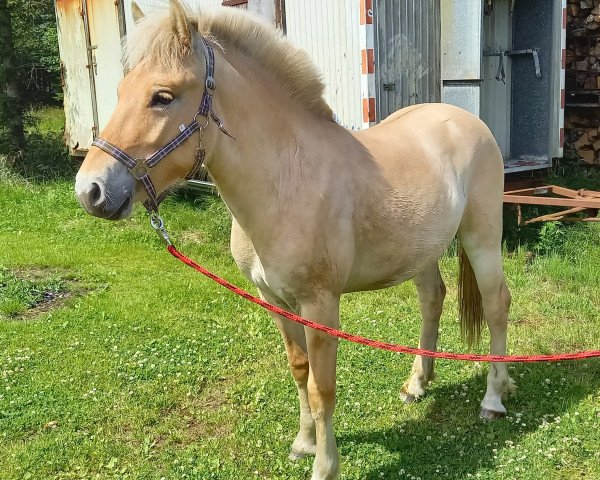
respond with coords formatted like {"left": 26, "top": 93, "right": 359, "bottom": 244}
{"left": 374, "top": 0, "right": 441, "bottom": 121}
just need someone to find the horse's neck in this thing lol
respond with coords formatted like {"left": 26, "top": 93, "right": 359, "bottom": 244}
{"left": 205, "top": 50, "right": 347, "bottom": 240}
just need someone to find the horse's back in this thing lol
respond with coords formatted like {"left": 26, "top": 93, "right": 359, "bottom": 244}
{"left": 356, "top": 103, "right": 502, "bottom": 177}
{"left": 354, "top": 102, "right": 504, "bottom": 219}
{"left": 343, "top": 103, "right": 504, "bottom": 291}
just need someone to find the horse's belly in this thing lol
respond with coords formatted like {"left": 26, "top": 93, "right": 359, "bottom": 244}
{"left": 344, "top": 209, "right": 463, "bottom": 293}
{"left": 344, "top": 246, "right": 441, "bottom": 292}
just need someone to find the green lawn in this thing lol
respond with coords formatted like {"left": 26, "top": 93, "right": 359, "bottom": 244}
{"left": 1, "top": 170, "right": 600, "bottom": 479}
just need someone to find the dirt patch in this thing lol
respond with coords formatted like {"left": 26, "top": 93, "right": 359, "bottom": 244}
{"left": 154, "top": 378, "right": 236, "bottom": 449}
{"left": 179, "top": 229, "right": 206, "bottom": 244}
{"left": 0, "top": 266, "right": 89, "bottom": 320}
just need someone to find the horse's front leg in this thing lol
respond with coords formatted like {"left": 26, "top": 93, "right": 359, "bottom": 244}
{"left": 258, "top": 290, "right": 316, "bottom": 459}
{"left": 300, "top": 295, "right": 341, "bottom": 480}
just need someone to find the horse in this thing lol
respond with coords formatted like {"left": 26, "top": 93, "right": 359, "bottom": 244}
{"left": 74, "top": 2, "right": 514, "bottom": 479}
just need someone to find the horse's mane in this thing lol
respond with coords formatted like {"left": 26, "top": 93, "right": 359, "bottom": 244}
{"left": 124, "top": 2, "right": 333, "bottom": 120}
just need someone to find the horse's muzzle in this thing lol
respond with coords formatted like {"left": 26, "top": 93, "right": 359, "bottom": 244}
{"left": 75, "top": 173, "right": 135, "bottom": 220}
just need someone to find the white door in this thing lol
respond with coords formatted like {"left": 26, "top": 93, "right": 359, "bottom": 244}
{"left": 84, "top": 0, "right": 126, "bottom": 136}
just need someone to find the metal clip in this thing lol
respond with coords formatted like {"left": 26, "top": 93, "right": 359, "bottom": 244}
{"left": 505, "top": 48, "right": 541, "bottom": 78}
{"left": 483, "top": 49, "right": 506, "bottom": 84}
{"left": 150, "top": 213, "right": 173, "bottom": 246}
{"left": 196, "top": 145, "right": 206, "bottom": 163}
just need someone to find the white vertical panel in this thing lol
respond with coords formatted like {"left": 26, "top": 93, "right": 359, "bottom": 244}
{"left": 441, "top": 0, "right": 483, "bottom": 116}
{"left": 86, "top": 0, "right": 125, "bottom": 131}
{"left": 285, "top": 0, "right": 363, "bottom": 130}
{"left": 480, "top": 0, "right": 512, "bottom": 157}
{"left": 56, "top": 0, "right": 95, "bottom": 153}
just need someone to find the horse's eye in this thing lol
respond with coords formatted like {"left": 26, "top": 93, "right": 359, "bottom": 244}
{"left": 150, "top": 91, "right": 174, "bottom": 107}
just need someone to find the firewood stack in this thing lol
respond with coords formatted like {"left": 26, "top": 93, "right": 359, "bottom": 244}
{"left": 567, "top": 0, "right": 600, "bottom": 35}
{"left": 565, "top": 0, "right": 600, "bottom": 163}
{"left": 565, "top": 114, "right": 600, "bottom": 163}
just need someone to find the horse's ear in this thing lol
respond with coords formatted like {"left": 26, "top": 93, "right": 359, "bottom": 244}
{"left": 170, "top": 0, "right": 193, "bottom": 48}
{"left": 131, "top": 1, "right": 145, "bottom": 24}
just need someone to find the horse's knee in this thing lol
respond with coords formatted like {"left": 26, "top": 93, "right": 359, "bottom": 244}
{"left": 307, "top": 379, "right": 336, "bottom": 418}
{"left": 285, "top": 342, "right": 309, "bottom": 383}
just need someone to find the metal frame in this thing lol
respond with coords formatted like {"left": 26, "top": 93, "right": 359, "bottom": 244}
{"left": 81, "top": 0, "right": 100, "bottom": 139}
{"left": 503, "top": 184, "right": 600, "bottom": 225}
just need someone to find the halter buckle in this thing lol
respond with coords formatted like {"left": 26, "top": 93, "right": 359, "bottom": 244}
{"left": 130, "top": 158, "right": 149, "bottom": 180}
{"left": 206, "top": 76, "right": 216, "bottom": 91}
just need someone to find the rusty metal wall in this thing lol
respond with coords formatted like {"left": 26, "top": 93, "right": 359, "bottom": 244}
{"left": 374, "top": 0, "right": 440, "bottom": 120}
{"left": 55, "top": 0, "right": 95, "bottom": 153}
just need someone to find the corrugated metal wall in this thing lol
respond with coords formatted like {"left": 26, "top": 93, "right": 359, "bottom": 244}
{"left": 374, "top": 0, "right": 440, "bottom": 120}
{"left": 284, "top": 0, "right": 363, "bottom": 130}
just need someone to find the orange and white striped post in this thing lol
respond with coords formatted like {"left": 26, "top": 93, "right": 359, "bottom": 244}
{"left": 359, "top": 0, "right": 376, "bottom": 129}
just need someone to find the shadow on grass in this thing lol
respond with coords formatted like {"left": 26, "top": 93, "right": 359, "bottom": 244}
{"left": 339, "top": 360, "right": 600, "bottom": 479}
{"left": 15, "top": 132, "right": 79, "bottom": 182}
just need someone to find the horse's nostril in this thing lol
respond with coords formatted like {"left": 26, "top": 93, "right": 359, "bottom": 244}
{"left": 90, "top": 182, "right": 103, "bottom": 207}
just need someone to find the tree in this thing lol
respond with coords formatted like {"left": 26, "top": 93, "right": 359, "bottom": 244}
{"left": 8, "top": 0, "right": 61, "bottom": 105}
{"left": 0, "top": 0, "right": 25, "bottom": 153}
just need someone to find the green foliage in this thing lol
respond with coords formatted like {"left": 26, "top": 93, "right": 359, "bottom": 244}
{"left": 15, "top": 130, "right": 76, "bottom": 181}
{"left": 535, "top": 221, "right": 566, "bottom": 255}
{"left": 3, "top": 107, "right": 76, "bottom": 182}
{"left": 503, "top": 162, "right": 600, "bottom": 254}
{"left": 6, "top": 0, "right": 61, "bottom": 104}
{"left": 0, "top": 0, "right": 61, "bottom": 154}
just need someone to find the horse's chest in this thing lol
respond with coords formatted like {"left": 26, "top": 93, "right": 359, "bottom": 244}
{"left": 230, "top": 231, "right": 298, "bottom": 308}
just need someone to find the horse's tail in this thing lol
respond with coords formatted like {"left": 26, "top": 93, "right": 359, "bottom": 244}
{"left": 458, "top": 243, "right": 484, "bottom": 347}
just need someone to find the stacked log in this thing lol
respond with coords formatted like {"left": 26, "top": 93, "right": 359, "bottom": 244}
{"left": 565, "top": 1, "right": 600, "bottom": 163}
{"left": 566, "top": 1, "right": 600, "bottom": 89}
{"left": 567, "top": 1, "right": 600, "bottom": 34}
{"left": 565, "top": 114, "right": 600, "bottom": 163}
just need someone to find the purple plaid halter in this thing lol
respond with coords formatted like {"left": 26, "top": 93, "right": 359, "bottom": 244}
{"left": 91, "top": 38, "right": 231, "bottom": 213}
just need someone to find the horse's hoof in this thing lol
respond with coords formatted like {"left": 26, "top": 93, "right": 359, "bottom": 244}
{"left": 289, "top": 450, "right": 310, "bottom": 461}
{"left": 400, "top": 392, "right": 422, "bottom": 404}
{"left": 289, "top": 451, "right": 305, "bottom": 461}
{"left": 480, "top": 407, "right": 506, "bottom": 420}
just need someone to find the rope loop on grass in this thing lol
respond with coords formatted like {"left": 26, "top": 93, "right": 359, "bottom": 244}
{"left": 167, "top": 245, "right": 600, "bottom": 363}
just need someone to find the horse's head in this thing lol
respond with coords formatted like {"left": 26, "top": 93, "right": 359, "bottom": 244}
{"left": 75, "top": 0, "right": 207, "bottom": 220}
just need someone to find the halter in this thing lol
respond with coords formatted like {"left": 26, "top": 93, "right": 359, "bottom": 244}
{"left": 91, "top": 37, "right": 233, "bottom": 214}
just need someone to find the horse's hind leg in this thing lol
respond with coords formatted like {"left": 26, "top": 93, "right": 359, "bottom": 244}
{"left": 401, "top": 262, "right": 446, "bottom": 403}
{"left": 459, "top": 217, "right": 515, "bottom": 419}
{"left": 259, "top": 290, "right": 317, "bottom": 459}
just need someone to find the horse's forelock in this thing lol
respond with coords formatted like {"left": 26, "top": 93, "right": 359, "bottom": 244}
{"left": 122, "top": 4, "right": 333, "bottom": 119}
{"left": 123, "top": 2, "right": 197, "bottom": 72}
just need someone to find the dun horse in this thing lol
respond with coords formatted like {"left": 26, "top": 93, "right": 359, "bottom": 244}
{"left": 75, "top": 2, "right": 514, "bottom": 478}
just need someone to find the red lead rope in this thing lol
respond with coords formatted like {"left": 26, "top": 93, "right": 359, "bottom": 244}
{"left": 168, "top": 245, "right": 600, "bottom": 363}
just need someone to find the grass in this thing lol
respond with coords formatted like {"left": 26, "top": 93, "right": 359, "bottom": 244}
{"left": 1, "top": 106, "right": 77, "bottom": 183}
{"left": 1, "top": 178, "right": 599, "bottom": 480}
{"left": 0, "top": 268, "right": 70, "bottom": 318}
{"left": 1, "top": 113, "right": 599, "bottom": 478}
